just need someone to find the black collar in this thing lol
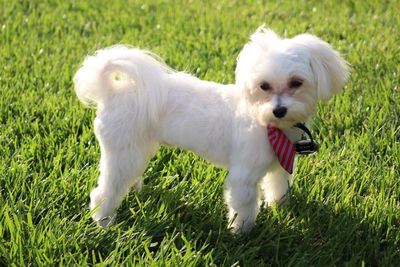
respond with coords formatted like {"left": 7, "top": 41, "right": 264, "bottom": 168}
{"left": 293, "top": 123, "right": 319, "bottom": 155}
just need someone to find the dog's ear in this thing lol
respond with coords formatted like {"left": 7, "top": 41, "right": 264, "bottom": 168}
{"left": 236, "top": 26, "right": 280, "bottom": 89}
{"left": 293, "top": 34, "right": 350, "bottom": 101}
{"left": 250, "top": 25, "right": 280, "bottom": 49}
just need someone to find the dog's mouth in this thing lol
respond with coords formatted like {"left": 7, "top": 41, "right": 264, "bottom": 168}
{"left": 268, "top": 119, "right": 298, "bottom": 129}
{"left": 256, "top": 103, "right": 310, "bottom": 129}
{"left": 268, "top": 110, "right": 311, "bottom": 129}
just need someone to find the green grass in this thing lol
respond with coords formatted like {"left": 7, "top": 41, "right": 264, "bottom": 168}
{"left": 1, "top": 0, "right": 399, "bottom": 265}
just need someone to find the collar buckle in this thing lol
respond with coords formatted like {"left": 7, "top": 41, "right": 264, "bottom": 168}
{"left": 293, "top": 123, "right": 319, "bottom": 155}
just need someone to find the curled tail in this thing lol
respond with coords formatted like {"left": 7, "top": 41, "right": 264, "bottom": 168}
{"left": 74, "top": 46, "right": 172, "bottom": 109}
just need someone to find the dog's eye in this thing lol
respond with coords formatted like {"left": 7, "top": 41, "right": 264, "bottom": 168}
{"left": 289, "top": 79, "right": 303, "bottom": 89}
{"left": 260, "top": 82, "right": 272, "bottom": 91}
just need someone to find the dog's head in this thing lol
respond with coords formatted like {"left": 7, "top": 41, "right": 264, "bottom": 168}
{"left": 235, "top": 26, "right": 349, "bottom": 128}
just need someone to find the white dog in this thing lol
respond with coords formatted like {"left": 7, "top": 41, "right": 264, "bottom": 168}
{"left": 74, "top": 26, "right": 349, "bottom": 233}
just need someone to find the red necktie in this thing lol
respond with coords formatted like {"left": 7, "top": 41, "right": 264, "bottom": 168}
{"left": 267, "top": 126, "right": 295, "bottom": 174}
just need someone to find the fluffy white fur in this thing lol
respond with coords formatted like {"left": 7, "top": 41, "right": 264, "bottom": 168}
{"left": 74, "top": 26, "right": 349, "bottom": 233}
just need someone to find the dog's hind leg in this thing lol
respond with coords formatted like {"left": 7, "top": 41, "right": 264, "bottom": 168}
{"left": 89, "top": 120, "right": 158, "bottom": 227}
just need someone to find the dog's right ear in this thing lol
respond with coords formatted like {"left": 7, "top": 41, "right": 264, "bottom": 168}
{"left": 235, "top": 26, "right": 280, "bottom": 89}
{"left": 250, "top": 25, "right": 281, "bottom": 50}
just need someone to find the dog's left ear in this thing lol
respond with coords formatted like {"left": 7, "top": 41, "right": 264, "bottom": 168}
{"left": 294, "top": 34, "right": 350, "bottom": 101}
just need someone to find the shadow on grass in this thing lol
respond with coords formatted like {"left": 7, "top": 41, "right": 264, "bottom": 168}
{"left": 89, "top": 181, "right": 399, "bottom": 266}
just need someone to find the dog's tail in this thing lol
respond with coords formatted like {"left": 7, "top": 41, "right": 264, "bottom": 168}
{"left": 74, "top": 46, "right": 172, "bottom": 111}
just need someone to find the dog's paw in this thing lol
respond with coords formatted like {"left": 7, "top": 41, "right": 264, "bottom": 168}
{"left": 229, "top": 224, "right": 253, "bottom": 234}
{"left": 228, "top": 215, "right": 254, "bottom": 234}
{"left": 264, "top": 192, "right": 289, "bottom": 208}
{"left": 95, "top": 216, "right": 114, "bottom": 228}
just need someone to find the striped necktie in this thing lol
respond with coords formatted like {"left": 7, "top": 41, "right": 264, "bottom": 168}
{"left": 267, "top": 126, "right": 295, "bottom": 174}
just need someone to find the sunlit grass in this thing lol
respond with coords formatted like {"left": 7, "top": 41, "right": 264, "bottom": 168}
{"left": 1, "top": 0, "right": 399, "bottom": 265}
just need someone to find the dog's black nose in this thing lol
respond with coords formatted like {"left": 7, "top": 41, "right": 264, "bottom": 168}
{"left": 273, "top": 106, "right": 287, "bottom": 118}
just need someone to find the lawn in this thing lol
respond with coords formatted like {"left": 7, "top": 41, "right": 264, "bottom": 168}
{"left": 1, "top": 0, "right": 399, "bottom": 265}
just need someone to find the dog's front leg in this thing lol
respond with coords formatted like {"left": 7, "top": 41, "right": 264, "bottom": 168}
{"left": 224, "top": 167, "right": 263, "bottom": 233}
{"left": 260, "top": 160, "right": 292, "bottom": 206}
